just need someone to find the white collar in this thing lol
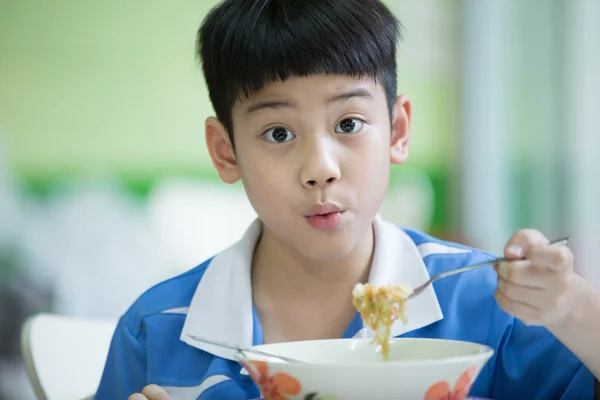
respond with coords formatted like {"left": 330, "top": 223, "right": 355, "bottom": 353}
{"left": 180, "top": 216, "right": 443, "bottom": 360}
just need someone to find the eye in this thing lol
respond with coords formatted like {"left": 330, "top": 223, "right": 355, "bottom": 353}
{"left": 334, "top": 118, "right": 364, "bottom": 134}
{"left": 262, "top": 126, "right": 296, "bottom": 143}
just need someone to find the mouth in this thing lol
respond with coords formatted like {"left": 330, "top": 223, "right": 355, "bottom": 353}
{"left": 305, "top": 203, "right": 344, "bottom": 217}
{"left": 304, "top": 203, "right": 345, "bottom": 230}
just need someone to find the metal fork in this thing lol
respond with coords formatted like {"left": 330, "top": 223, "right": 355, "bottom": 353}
{"left": 187, "top": 335, "right": 304, "bottom": 363}
{"left": 406, "top": 237, "right": 570, "bottom": 300}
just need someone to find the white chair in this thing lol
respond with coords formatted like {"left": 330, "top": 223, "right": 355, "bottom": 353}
{"left": 21, "top": 313, "right": 118, "bottom": 400}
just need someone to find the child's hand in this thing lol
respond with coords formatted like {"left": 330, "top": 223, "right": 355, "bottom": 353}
{"left": 493, "top": 229, "right": 575, "bottom": 328}
{"left": 128, "top": 385, "right": 172, "bottom": 400}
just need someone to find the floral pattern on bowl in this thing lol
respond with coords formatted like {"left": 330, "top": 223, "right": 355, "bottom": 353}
{"left": 244, "top": 361, "right": 482, "bottom": 400}
{"left": 241, "top": 360, "right": 301, "bottom": 400}
{"left": 424, "top": 366, "right": 478, "bottom": 400}
{"left": 241, "top": 360, "right": 339, "bottom": 400}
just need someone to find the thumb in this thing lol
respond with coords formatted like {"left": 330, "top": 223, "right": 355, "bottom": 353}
{"left": 141, "top": 385, "right": 172, "bottom": 400}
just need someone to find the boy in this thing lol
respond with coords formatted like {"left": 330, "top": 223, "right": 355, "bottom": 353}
{"left": 96, "top": 0, "right": 600, "bottom": 399}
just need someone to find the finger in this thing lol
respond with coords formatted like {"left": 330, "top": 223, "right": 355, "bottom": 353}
{"left": 494, "top": 289, "right": 543, "bottom": 325}
{"left": 128, "top": 395, "right": 148, "bottom": 400}
{"left": 141, "top": 385, "right": 172, "bottom": 400}
{"left": 497, "top": 278, "right": 544, "bottom": 306}
{"left": 498, "top": 279, "right": 560, "bottom": 311}
{"left": 527, "top": 245, "right": 574, "bottom": 272}
{"left": 504, "top": 229, "right": 549, "bottom": 260}
{"left": 494, "top": 260, "right": 553, "bottom": 289}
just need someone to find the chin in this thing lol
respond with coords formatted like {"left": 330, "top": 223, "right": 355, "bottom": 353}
{"left": 295, "top": 234, "right": 359, "bottom": 261}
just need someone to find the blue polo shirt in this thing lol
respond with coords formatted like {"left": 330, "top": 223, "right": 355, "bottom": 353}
{"left": 95, "top": 217, "right": 594, "bottom": 399}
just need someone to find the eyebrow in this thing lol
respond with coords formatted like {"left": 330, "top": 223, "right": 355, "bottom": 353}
{"left": 244, "top": 88, "right": 374, "bottom": 115}
{"left": 326, "top": 88, "right": 374, "bottom": 103}
{"left": 245, "top": 99, "right": 295, "bottom": 115}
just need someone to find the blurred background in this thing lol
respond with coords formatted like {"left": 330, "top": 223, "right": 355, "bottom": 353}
{"left": 0, "top": 0, "right": 598, "bottom": 398}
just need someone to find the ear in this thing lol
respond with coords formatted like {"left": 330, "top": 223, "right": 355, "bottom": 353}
{"left": 390, "top": 95, "right": 412, "bottom": 165}
{"left": 205, "top": 117, "right": 240, "bottom": 184}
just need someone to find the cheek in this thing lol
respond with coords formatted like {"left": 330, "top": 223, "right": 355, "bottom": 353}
{"left": 346, "top": 136, "right": 391, "bottom": 207}
{"left": 238, "top": 154, "right": 292, "bottom": 210}
{"left": 346, "top": 135, "right": 390, "bottom": 183}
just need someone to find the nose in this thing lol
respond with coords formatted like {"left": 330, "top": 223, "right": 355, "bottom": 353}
{"left": 300, "top": 140, "right": 341, "bottom": 189}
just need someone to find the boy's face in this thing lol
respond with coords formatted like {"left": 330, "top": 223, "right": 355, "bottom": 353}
{"left": 206, "top": 74, "right": 411, "bottom": 261}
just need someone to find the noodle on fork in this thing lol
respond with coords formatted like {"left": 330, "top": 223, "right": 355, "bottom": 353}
{"left": 352, "top": 283, "right": 413, "bottom": 360}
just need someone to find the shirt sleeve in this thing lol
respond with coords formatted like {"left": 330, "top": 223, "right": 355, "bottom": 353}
{"left": 491, "top": 317, "right": 595, "bottom": 400}
{"left": 94, "top": 315, "right": 147, "bottom": 399}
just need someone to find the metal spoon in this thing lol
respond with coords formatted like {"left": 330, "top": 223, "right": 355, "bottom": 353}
{"left": 406, "top": 237, "right": 571, "bottom": 300}
{"left": 187, "top": 335, "right": 304, "bottom": 363}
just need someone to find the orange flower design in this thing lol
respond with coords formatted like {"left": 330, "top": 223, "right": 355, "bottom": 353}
{"left": 424, "top": 366, "right": 478, "bottom": 400}
{"left": 242, "top": 360, "right": 301, "bottom": 400}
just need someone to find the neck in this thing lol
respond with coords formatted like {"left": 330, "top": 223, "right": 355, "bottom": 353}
{"left": 251, "top": 223, "right": 375, "bottom": 302}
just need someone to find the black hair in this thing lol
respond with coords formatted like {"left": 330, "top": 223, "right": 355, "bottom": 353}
{"left": 197, "top": 0, "right": 402, "bottom": 145}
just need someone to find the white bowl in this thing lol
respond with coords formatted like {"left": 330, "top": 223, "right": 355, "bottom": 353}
{"left": 236, "top": 337, "right": 494, "bottom": 400}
